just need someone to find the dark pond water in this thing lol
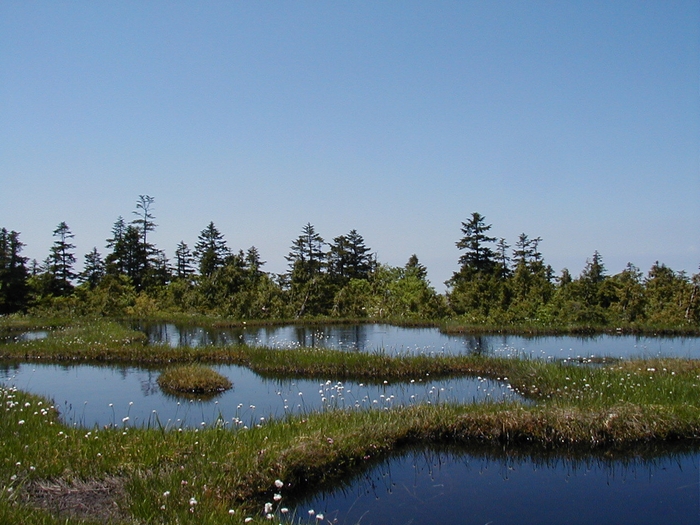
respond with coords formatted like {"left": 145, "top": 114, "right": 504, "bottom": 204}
{"left": 0, "top": 363, "right": 516, "bottom": 429}
{"left": 137, "top": 323, "right": 700, "bottom": 360}
{"left": 290, "top": 447, "right": 700, "bottom": 525}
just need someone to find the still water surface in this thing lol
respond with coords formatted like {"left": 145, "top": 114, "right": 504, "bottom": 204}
{"left": 138, "top": 322, "right": 700, "bottom": 359}
{"left": 293, "top": 447, "right": 700, "bottom": 525}
{"left": 0, "top": 363, "right": 515, "bottom": 429}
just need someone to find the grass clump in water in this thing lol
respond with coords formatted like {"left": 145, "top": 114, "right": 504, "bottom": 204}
{"left": 157, "top": 364, "right": 232, "bottom": 395}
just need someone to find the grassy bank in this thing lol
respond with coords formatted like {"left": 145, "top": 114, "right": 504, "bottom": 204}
{"left": 4, "top": 313, "right": 697, "bottom": 337}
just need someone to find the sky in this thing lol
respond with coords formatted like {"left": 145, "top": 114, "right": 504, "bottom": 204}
{"left": 1, "top": 1, "right": 699, "bottom": 290}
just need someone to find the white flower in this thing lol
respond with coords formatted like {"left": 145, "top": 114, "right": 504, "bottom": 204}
{"left": 163, "top": 491, "right": 170, "bottom": 497}
{"left": 189, "top": 497, "right": 197, "bottom": 506}
{"left": 245, "top": 518, "right": 253, "bottom": 523}
{"left": 228, "top": 509, "right": 235, "bottom": 515}
{"left": 274, "top": 479, "right": 284, "bottom": 488}
{"left": 316, "top": 514, "right": 324, "bottom": 521}
{"left": 273, "top": 493, "right": 282, "bottom": 501}
{"left": 17, "top": 420, "right": 24, "bottom": 425}
{"left": 264, "top": 502, "right": 273, "bottom": 513}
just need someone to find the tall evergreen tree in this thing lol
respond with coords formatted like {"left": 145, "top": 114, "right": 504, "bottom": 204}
{"left": 194, "top": 222, "right": 230, "bottom": 277}
{"left": 328, "top": 229, "right": 373, "bottom": 283}
{"left": 104, "top": 217, "right": 148, "bottom": 289}
{"left": 286, "top": 223, "right": 326, "bottom": 278}
{"left": 77, "top": 248, "right": 105, "bottom": 289}
{"left": 245, "top": 246, "right": 265, "bottom": 281}
{"left": 0, "top": 228, "right": 29, "bottom": 313}
{"left": 495, "top": 238, "right": 511, "bottom": 279}
{"left": 174, "top": 241, "right": 195, "bottom": 280}
{"left": 404, "top": 254, "right": 428, "bottom": 280}
{"left": 132, "top": 195, "right": 156, "bottom": 251}
{"left": 49, "top": 221, "right": 76, "bottom": 296}
{"left": 285, "top": 223, "right": 329, "bottom": 317}
{"left": 512, "top": 234, "right": 534, "bottom": 267}
{"left": 455, "top": 212, "right": 496, "bottom": 274}
{"left": 105, "top": 217, "right": 128, "bottom": 275}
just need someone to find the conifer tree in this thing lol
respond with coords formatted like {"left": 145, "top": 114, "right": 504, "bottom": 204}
{"left": 49, "top": 221, "right": 76, "bottom": 296}
{"left": 194, "top": 222, "right": 230, "bottom": 277}
{"left": 175, "top": 241, "right": 195, "bottom": 280}
{"left": 78, "top": 248, "right": 105, "bottom": 289}
{"left": 0, "top": 228, "right": 29, "bottom": 313}
{"left": 455, "top": 212, "right": 496, "bottom": 274}
{"left": 285, "top": 223, "right": 329, "bottom": 317}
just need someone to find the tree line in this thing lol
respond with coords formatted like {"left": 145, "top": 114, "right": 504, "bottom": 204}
{"left": 1, "top": 199, "right": 698, "bottom": 326}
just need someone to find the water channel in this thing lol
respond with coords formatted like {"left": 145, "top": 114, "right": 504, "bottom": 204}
{"left": 137, "top": 322, "right": 700, "bottom": 359}
{"left": 0, "top": 363, "right": 515, "bottom": 429}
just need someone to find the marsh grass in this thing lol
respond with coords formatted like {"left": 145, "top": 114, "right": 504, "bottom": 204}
{"left": 440, "top": 320, "right": 700, "bottom": 336}
{"left": 157, "top": 365, "right": 232, "bottom": 395}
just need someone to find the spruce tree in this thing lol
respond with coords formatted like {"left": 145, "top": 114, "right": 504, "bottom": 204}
{"left": 175, "top": 241, "right": 195, "bottom": 280}
{"left": 78, "top": 248, "right": 105, "bottom": 289}
{"left": 455, "top": 212, "right": 496, "bottom": 274}
{"left": 49, "top": 222, "right": 76, "bottom": 296}
{"left": 194, "top": 222, "right": 230, "bottom": 277}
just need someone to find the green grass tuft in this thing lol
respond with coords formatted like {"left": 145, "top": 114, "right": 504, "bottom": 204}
{"left": 157, "top": 365, "right": 232, "bottom": 395}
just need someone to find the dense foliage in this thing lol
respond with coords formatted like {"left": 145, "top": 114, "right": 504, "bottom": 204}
{"left": 1, "top": 200, "right": 698, "bottom": 327}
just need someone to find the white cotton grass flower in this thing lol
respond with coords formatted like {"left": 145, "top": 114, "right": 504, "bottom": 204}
{"left": 274, "top": 479, "right": 284, "bottom": 488}
{"left": 245, "top": 518, "right": 253, "bottom": 523}
{"left": 273, "top": 493, "right": 282, "bottom": 501}
{"left": 264, "top": 502, "right": 273, "bottom": 514}
{"left": 189, "top": 497, "right": 197, "bottom": 506}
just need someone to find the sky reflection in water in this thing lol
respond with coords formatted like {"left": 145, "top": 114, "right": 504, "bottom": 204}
{"left": 139, "top": 323, "right": 700, "bottom": 360}
{"left": 0, "top": 363, "right": 515, "bottom": 429}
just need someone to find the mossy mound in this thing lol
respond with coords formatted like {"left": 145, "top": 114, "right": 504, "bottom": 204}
{"left": 157, "top": 364, "right": 232, "bottom": 395}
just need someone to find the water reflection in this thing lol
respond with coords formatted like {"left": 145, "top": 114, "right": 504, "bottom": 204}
{"left": 0, "top": 363, "right": 518, "bottom": 429}
{"left": 135, "top": 322, "right": 700, "bottom": 360}
{"left": 0, "top": 330, "right": 49, "bottom": 344}
{"left": 294, "top": 446, "right": 700, "bottom": 525}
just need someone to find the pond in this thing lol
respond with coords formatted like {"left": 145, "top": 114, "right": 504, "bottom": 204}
{"left": 290, "top": 447, "right": 700, "bottom": 525}
{"left": 136, "top": 322, "right": 700, "bottom": 360}
{"left": 0, "top": 363, "right": 517, "bottom": 429}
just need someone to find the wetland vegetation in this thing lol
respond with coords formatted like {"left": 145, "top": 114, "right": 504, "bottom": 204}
{"left": 1, "top": 198, "right": 699, "bottom": 523}
{"left": 1, "top": 319, "right": 700, "bottom": 523}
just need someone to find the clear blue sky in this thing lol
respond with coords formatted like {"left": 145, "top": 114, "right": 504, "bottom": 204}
{"left": 2, "top": 1, "right": 698, "bottom": 290}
